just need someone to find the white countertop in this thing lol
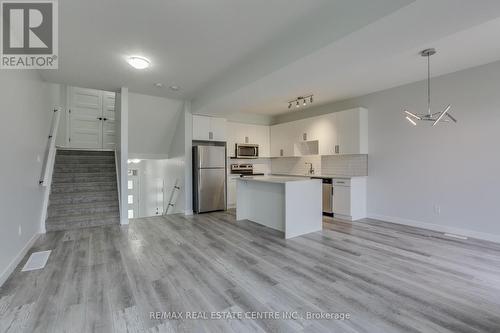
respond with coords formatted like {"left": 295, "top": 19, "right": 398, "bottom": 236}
{"left": 271, "top": 173, "right": 366, "bottom": 179}
{"left": 236, "top": 176, "right": 319, "bottom": 184}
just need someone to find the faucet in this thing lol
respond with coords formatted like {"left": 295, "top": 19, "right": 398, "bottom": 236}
{"left": 305, "top": 162, "right": 314, "bottom": 175}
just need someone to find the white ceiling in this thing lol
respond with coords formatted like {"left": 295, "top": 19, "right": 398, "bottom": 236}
{"left": 39, "top": 0, "right": 336, "bottom": 97}
{"left": 40, "top": 0, "right": 500, "bottom": 117}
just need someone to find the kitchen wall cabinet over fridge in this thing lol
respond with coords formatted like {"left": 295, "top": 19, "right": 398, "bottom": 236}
{"left": 192, "top": 115, "right": 227, "bottom": 141}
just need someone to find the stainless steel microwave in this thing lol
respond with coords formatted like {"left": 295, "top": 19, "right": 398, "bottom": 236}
{"left": 235, "top": 143, "right": 259, "bottom": 159}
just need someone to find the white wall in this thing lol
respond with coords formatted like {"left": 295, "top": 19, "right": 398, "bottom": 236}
{"left": 116, "top": 88, "right": 129, "bottom": 225}
{"left": 273, "top": 61, "right": 500, "bottom": 242}
{"left": 183, "top": 102, "right": 193, "bottom": 215}
{"left": 128, "top": 92, "right": 184, "bottom": 157}
{"left": 0, "top": 71, "right": 56, "bottom": 286}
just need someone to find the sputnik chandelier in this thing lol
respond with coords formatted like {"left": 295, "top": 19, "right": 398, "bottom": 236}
{"left": 288, "top": 94, "right": 314, "bottom": 110}
{"left": 404, "top": 48, "right": 457, "bottom": 126}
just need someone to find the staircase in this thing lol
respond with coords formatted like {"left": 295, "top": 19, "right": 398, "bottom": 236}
{"left": 46, "top": 149, "right": 120, "bottom": 231}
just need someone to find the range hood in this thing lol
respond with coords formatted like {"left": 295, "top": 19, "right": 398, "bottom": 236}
{"left": 294, "top": 140, "right": 319, "bottom": 156}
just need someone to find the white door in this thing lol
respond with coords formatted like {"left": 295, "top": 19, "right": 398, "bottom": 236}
{"left": 68, "top": 87, "right": 102, "bottom": 149}
{"left": 102, "top": 92, "right": 116, "bottom": 149}
{"left": 69, "top": 87, "right": 116, "bottom": 149}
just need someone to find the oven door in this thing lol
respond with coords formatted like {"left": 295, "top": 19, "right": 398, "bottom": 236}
{"left": 235, "top": 144, "right": 259, "bottom": 158}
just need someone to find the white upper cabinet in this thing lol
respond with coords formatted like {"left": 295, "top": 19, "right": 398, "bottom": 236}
{"left": 192, "top": 115, "right": 227, "bottom": 141}
{"left": 270, "top": 107, "right": 367, "bottom": 156}
{"left": 335, "top": 108, "right": 368, "bottom": 155}
{"left": 227, "top": 122, "right": 271, "bottom": 157}
{"left": 270, "top": 122, "right": 296, "bottom": 157}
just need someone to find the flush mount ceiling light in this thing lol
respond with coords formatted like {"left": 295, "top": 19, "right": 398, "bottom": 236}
{"left": 154, "top": 83, "right": 163, "bottom": 88}
{"left": 169, "top": 85, "right": 180, "bottom": 92}
{"left": 127, "top": 56, "right": 151, "bottom": 70}
{"left": 403, "top": 49, "right": 457, "bottom": 126}
{"left": 288, "top": 94, "right": 314, "bottom": 110}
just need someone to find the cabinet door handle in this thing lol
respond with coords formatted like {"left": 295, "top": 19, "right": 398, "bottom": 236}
{"left": 103, "top": 118, "right": 108, "bottom": 121}
{"left": 335, "top": 145, "right": 340, "bottom": 154}
{"left": 209, "top": 131, "right": 213, "bottom": 140}
{"left": 280, "top": 149, "right": 284, "bottom": 157}
{"left": 303, "top": 133, "right": 307, "bottom": 141}
{"left": 245, "top": 136, "right": 249, "bottom": 143}
{"left": 97, "top": 117, "right": 103, "bottom": 120}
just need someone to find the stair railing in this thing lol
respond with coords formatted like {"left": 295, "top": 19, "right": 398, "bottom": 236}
{"left": 165, "top": 179, "right": 181, "bottom": 215}
{"left": 39, "top": 108, "right": 61, "bottom": 186}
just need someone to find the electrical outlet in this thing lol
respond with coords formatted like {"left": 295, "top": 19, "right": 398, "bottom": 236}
{"left": 433, "top": 204, "right": 441, "bottom": 215}
{"left": 18, "top": 225, "right": 22, "bottom": 236}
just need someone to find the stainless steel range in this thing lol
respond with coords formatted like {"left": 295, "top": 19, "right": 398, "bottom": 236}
{"left": 230, "top": 163, "right": 264, "bottom": 177}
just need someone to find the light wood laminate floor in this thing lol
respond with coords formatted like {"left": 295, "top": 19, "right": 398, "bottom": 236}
{"left": 1, "top": 211, "right": 500, "bottom": 332}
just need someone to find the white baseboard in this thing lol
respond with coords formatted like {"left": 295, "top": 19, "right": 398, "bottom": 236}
{"left": 367, "top": 213, "right": 500, "bottom": 244}
{"left": 0, "top": 233, "right": 40, "bottom": 287}
{"left": 184, "top": 210, "right": 194, "bottom": 216}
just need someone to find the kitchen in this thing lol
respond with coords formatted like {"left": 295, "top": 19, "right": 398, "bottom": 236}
{"left": 191, "top": 107, "right": 368, "bottom": 237}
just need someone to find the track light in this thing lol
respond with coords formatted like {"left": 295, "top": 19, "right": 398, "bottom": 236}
{"left": 288, "top": 94, "right": 314, "bottom": 111}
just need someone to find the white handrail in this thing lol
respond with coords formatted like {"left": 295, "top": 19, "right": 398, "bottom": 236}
{"left": 39, "top": 108, "right": 61, "bottom": 186}
{"left": 165, "top": 179, "right": 181, "bottom": 215}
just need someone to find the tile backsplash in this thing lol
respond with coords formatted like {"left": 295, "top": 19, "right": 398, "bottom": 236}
{"left": 270, "top": 156, "right": 322, "bottom": 176}
{"left": 271, "top": 154, "right": 367, "bottom": 176}
{"left": 321, "top": 154, "right": 368, "bottom": 176}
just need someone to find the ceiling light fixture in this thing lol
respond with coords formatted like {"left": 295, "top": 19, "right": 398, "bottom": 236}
{"left": 127, "top": 56, "right": 151, "bottom": 70}
{"left": 403, "top": 48, "right": 457, "bottom": 126}
{"left": 154, "top": 83, "right": 163, "bottom": 88}
{"left": 288, "top": 94, "right": 314, "bottom": 111}
{"left": 169, "top": 85, "right": 180, "bottom": 92}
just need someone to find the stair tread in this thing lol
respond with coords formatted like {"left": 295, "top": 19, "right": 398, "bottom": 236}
{"left": 48, "top": 200, "right": 119, "bottom": 209}
{"left": 46, "top": 212, "right": 120, "bottom": 223}
{"left": 57, "top": 150, "right": 114, "bottom": 155}
{"left": 48, "top": 208, "right": 119, "bottom": 219}
{"left": 46, "top": 218, "right": 119, "bottom": 232}
{"left": 52, "top": 180, "right": 116, "bottom": 187}
{"left": 50, "top": 189, "right": 118, "bottom": 197}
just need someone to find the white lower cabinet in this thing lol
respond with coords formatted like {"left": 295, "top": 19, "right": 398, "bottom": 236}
{"left": 227, "top": 175, "right": 239, "bottom": 208}
{"left": 333, "top": 178, "right": 366, "bottom": 221}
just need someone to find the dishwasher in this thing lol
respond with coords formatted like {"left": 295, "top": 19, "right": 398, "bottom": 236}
{"left": 313, "top": 177, "right": 333, "bottom": 216}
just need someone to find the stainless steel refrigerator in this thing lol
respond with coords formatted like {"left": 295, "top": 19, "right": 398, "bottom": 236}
{"left": 193, "top": 145, "right": 226, "bottom": 213}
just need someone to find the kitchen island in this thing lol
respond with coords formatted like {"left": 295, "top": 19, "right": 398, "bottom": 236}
{"left": 236, "top": 176, "right": 322, "bottom": 239}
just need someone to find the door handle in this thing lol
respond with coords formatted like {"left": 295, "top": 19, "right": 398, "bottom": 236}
{"left": 97, "top": 117, "right": 103, "bottom": 120}
{"left": 103, "top": 118, "right": 108, "bottom": 121}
